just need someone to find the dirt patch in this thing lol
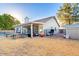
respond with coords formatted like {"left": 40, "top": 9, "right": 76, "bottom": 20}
{"left": 0, "top": 37, "right": 79, "bottom": 56}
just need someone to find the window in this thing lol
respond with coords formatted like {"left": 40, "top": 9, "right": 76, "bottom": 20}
{"left": 16, "top": 27, "right": 21, "bottom": 33}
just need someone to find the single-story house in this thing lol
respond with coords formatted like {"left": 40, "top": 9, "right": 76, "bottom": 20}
{"left": 15, "top": 16, "right": 60, "bottom": 37}
{"left": 64, "top": 23, "right": 79, "bottom": 39}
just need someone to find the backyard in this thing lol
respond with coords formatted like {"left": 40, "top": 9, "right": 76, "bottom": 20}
{"left": 0, "top": 36, "right": 79, "bottom": 56}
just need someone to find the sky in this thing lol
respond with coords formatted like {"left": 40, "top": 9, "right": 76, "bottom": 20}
{"left": 0, "top": 3, "right": 62, "bottom": 23}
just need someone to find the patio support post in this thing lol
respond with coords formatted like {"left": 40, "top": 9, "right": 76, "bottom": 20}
{"left": 31, "top": 24, "right": 33, "bottom": 38}
{"left": 15, "top": 28, "right": 16, "bottom": 33}
{"left": 21, "top": 26, "right": 23, "bottom": 34}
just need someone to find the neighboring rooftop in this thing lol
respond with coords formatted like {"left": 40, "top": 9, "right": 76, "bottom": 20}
{"left": 64, "top": 23, "right": 79, "bottom": 28}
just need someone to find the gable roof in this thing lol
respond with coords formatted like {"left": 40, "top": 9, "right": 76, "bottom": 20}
{"left": 34, "top": 16, "right": 53, "bottom": 23}
{"left": 15, "top": 16, "right": 60, "bottom": 27}
{"left": 34, "top": 16, "right": 60, "bottom": 27}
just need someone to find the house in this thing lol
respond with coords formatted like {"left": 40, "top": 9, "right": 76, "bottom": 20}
{"left": 15, "top": 16, "right": 60, "bottom": 37}
{"left": 64, "top": 23, "right": 79, "bottom": 39}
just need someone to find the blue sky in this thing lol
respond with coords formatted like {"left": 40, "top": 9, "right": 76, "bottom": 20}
{"left": 0, "top": 3, "right": 62, "bottom": 23}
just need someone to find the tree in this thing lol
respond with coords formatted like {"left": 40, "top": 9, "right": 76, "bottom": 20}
{"left": 57, "top": 3, "right": 73, "bottom": 26}
{"left": 14, "top": 19, "right": 20, "bottom": 25}
{"left": 0, "top": 13, "right": 20, "bottom": 30}
{"left": 72, "top": 3, "right": 79, "bottom": 22}
{"left": 0, "top": 15, "right": 4, "bottom": 29}
{"left": 57, "top": 3, "right": 79, "bottom": 26}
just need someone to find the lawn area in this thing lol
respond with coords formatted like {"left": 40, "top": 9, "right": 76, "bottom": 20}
{"left": 0, "top": 37, "right": 79, "bottom": 56}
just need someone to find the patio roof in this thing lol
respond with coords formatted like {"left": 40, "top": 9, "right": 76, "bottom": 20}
{"left": 15, "top": 22, "right": 43, "bottom": 27}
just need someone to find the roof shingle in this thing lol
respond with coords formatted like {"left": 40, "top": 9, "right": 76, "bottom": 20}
{"left": 34, "top": 16, "right": 60, "bottom": 27}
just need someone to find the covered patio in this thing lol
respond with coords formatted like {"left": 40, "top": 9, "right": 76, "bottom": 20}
{"left": 15, "top": 22, "right": 43, "bottom": 38}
